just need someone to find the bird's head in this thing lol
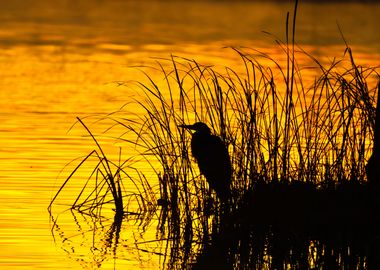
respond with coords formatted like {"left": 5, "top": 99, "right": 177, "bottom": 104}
{"left": 178, "top": 122, "right": 211, "bottom": 134}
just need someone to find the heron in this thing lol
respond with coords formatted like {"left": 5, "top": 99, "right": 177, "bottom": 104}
{"left": 179, "top": 122, "right": 232, "bottom": 201}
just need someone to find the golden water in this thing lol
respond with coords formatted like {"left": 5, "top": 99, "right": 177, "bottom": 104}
{"left": 0, "top": 1, "right": 379, "bottom": 269}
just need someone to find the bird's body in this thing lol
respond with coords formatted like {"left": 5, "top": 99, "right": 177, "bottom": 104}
{"left": 179, "top": 122, "right": 231, "bottom": 201}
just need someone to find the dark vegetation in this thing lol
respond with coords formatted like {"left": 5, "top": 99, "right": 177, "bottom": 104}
{"left": 49, "top": 1, "right": 380, "bottom": 269}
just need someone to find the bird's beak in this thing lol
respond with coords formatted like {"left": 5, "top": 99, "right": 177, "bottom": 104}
{"left": 178, "top": 124, "right": 192, "bottom": 129}
{"left": 178, "top": 124, "right": 195, "bottom": 133}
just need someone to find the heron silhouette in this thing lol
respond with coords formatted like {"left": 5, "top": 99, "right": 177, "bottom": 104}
{"left": 179, "top": 122, "right": 232, "bottom": 201}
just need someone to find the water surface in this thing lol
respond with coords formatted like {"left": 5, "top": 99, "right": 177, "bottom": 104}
{"left": 0, "top": 1, "right": 379, "bottom": 269}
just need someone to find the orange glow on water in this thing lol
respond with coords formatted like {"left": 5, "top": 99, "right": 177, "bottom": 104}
{"left": 0, "top": 1, "right": 379, "bottom": 269}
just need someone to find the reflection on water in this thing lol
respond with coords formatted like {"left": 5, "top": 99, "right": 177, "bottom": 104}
{"left": 0, "top": 0, "right": 379, "bottom": 269}
{"left": 50, "top": 211, "right": 162, "bottom": 269}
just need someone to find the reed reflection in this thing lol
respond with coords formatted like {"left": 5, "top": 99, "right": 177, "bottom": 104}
{"left": 50, "top": 211, "right": 122, "bottom": 268}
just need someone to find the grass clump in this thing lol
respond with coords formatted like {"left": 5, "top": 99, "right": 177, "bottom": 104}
{"left": 113, "top": 44, "right": 378, "bottom": 268}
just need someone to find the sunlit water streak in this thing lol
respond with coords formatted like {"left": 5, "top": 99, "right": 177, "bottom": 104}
{"left": 0, "top": 1, "right": 379, "bottom": 269}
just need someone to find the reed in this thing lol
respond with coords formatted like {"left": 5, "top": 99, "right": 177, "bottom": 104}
{"left": 112, "top": 4, "right": 378, "bottom": 267}
{"left": 50, "top": 37, "right": 379, "bottom": 270}
{"left": 108, "top": 44, "right": 377, "bottom": 268}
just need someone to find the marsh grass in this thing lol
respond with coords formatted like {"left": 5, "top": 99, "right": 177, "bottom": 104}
{"left": 51, "top": 41, "right": 379, "bottom": 269}
{"left": 126, "top": 46, "right": 378, "bottom": 268}
{"left": 49, "top": 1, "right": 380, "bottom": 268}
{"left": 49, "top": 45, "right": 379, "bottom": 269}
